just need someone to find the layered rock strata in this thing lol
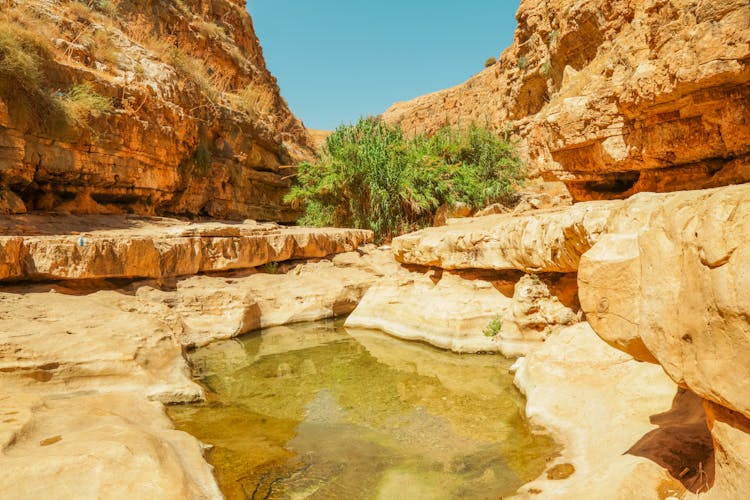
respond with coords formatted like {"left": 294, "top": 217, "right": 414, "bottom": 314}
{"left": 0, "top": 0, "right": 312, "bottom": 219}
{"left": 0, "top": 215, "right": 372, "bottom": 281}
{"left": 382, "top": 0, "right": 750, "bottom": 201}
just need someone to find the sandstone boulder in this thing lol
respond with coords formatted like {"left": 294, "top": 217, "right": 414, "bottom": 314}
{"left": 579, "top": 184, "right": 750, "bottom": 418}
{"left": 512, "top": 322, "right": 682, "bottom": 499}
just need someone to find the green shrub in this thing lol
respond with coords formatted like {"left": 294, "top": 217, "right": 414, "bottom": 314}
{"left": 484, "top": 56, "right": 497, "bottom": 68}
{"left": 518, "top": 54, "right": 529, "bottom": 70}
{"left": 483, "top": 315, "right": 503, "bottom": 337}
{"left": 285, "top": 118, "right": 525, "bottom": 241}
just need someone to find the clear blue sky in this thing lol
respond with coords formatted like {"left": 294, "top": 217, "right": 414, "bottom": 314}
{"left": 246, "top": 1, "right": 520, "bottom": 130}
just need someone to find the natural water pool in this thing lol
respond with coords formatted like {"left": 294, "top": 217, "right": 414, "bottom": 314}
{"left": 168, "top": 319, "right": 557, "bottom": 499}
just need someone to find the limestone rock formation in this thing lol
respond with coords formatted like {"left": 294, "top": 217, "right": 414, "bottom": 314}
{"left": 512, "top": 323, "right": 684, "bottom": 499}
{"left": 579, "top": 184, "right": 750, "bottom": 418}
{"left": 392, "top": 200, "right": 616, "bottom": 272}
{"left": 0, "top": 214, "right": 372, "bottom": 281}
{"left": 139, "top": 246, "right": 400, "bottom": 347}
{"left": 0, "top": 392, "right": 222, "bottom": 499}
{"left": 382, "top": 0, "right": 750, "bottom": 201}
{"left": 346, "top": 269, "right": 577, "bottom": 355}
{"left": 0, "top": 0, "right": 313, "bottom": 219}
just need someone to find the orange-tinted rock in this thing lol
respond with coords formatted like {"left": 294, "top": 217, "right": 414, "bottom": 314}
{"left": 0, "top": 0, "right": 313, "bottom": 220}
{"left": 382, "top": 0, "right": 750, "bottom": 201}
{"left": 0, "top": 215, "right": 372, "bottom": 281}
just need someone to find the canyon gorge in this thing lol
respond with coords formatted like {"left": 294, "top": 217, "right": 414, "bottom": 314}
{"left": 0, "top": 0, "right": 749, "bottom": 498}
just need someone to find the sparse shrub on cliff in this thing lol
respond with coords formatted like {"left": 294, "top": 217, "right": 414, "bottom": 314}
{"left": 0, "top": 22, "right": 53, "bottom": 96}
{"left": 518, "top": 54, "right": 529, "bottom": 70}
{"left": 230, "top": 84, "right": 276, "bottom": 122}
{"left": 484, "top": 57, "right": 497, "bottom": 68}
{"left": 285, "top": 118, "right": 524, "bottom": 241}
{"left": 57, "top": 84, "right": 113, "bottom": 129}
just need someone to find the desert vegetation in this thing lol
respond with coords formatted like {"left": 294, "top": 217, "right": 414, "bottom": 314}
{"left": 285, "top": 118, "right": 525, "bottom": 241}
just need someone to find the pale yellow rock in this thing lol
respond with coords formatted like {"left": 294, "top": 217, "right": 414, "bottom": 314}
{"left": 0, "top": 287, "right": 202, "bottom": 403}
{"left": 0, "top": 392, "right": 222, "bottom": 500}
{"left": 512, "top": 322, "right": 679, "bottom": 499}
{"left": 392, "top": 201, "right": 616, "bottom": 272}
{"left": 346, "top": 270, "right": 576, "bottom": 355}
{"left": 140, "top": 250, "right": 397, "bottom": 347}
{"left": 701, "top": 401, "right": 750, "bottom": 499}
{"left": 579, "top": 184, "right": 750, "bottom": 418}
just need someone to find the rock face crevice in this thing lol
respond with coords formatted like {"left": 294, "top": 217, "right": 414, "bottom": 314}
{"left": 381, "top": 0, "right": 750, "bottom": 201}
{"left": 0, "top": 0, "right": 312, "bottom": 219}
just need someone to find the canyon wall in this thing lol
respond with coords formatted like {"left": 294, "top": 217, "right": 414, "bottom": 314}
{"left": 382, "top": 0, "right": 750, "bottom": 202}
{"left": 0, "top": 0, "right": 311, "bottom": 220}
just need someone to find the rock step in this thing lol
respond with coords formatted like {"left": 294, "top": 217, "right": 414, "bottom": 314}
{"left": 0, "top": 215, "right": 372, "bottom": 281}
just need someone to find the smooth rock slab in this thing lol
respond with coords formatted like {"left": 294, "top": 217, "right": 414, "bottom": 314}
{"left": 0, "top": 287, "right": 202, "bottom": 402}
{"left": 512, "top": 322, "right": 680, "bottom": 499}
{"left": 0, "top": 392, "right": 222, "bottom": 500}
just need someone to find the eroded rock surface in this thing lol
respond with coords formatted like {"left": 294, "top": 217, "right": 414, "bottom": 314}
{"left": 0, "top": 393, "right": 222, "bottom": 500}
{"left": 512, "top": 322, "right": 684, "bottom": 499}
{"left": 0, "top": 215, "right": 372, "bottom": 281}
{"left": 346, "top": 269, "right": 577, "bottom": 355}
{"left": 139, "top": 246, "right": 399, "bottom": 347}
{"left": 392, "top": 201, "right": 616, "bottom": 272}
{"left": 0, "top": 0, "right": 313, "bottom": 219}
{"left": 382, "top": 0, "right": 750, "bottom": 201}
{"left": 579, "top": 184, "right": 750, "bottom": 418}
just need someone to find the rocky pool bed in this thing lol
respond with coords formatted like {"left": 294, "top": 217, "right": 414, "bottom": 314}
{"left": 169, "top": 319, "right": 557, "bottom": 499}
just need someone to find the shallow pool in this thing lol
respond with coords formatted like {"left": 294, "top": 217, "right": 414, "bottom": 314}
{"left": 168, "top": 319, "right": 557, "bottom": 499}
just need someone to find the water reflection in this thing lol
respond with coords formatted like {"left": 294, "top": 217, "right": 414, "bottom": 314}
{"left": 169, "top": 320, "right": 556, "bottom": 499}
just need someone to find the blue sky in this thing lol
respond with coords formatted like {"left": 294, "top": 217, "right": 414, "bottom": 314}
{"left": 246, "top": 1, "right": 521, "bottom": 130}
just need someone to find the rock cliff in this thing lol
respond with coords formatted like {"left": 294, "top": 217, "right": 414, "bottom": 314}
{"left": 0, "top": 0, "right": 312, "bottom": 219}
{"left": 382, "top": 0, "right": 750, "bottom": 202}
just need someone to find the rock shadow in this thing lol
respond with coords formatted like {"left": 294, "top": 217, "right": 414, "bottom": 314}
{"left": 626, "top": 387, "right": 714, "bottom": 493}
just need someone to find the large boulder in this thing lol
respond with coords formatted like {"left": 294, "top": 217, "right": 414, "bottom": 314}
{"left": 579, "top": 184, "right": 750, "bottom": 418}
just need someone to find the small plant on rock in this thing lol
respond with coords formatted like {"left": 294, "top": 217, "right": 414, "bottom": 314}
{"left": 483, "top": 315, "right": 503, "bottom": 337}
{"left": 484, "top": 56, "right": 497, "bottom": 68}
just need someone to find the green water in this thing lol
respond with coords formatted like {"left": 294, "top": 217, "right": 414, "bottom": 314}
{"left": 168, "top": 320, "right": 557, "bottom": 499}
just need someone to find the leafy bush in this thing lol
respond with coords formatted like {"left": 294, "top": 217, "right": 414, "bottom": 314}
{"left": 518, "top": 54, "right": 529, "bottom": 70}
{"left": 285, "top": 118, "right": 524, "bottom": 241}
{"left": 484, "top": 56, "right": 497, "bottom": 68}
